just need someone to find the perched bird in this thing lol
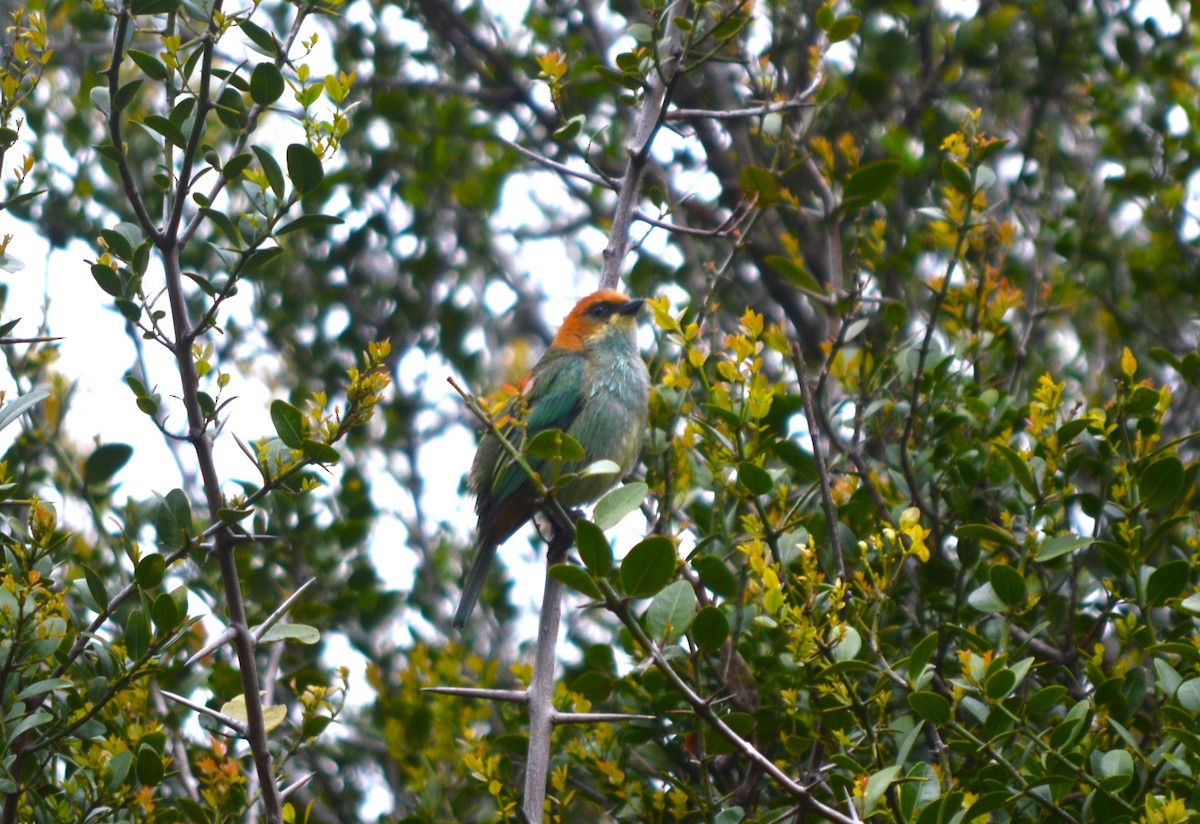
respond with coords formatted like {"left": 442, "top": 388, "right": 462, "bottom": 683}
{"left": 453, "top": 290, "right": 651, "bottom": 628}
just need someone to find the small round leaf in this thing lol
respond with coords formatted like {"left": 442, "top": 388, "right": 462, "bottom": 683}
{"left": 620, "top": 535, "right": 677, "bottom": 597}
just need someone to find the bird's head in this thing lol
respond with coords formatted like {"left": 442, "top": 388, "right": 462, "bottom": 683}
{"left": 551, "top": 290, "right": 644, "bottom": 353}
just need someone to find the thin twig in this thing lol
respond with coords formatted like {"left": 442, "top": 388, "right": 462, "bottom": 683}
{"left": 160, "top": 690, "right": 249, "bottom": 736}
{"left": 498, "top": 136, "right": 613, "bottom": 188}
{"left": 598, "top": 2, "right": 687, "bottom": 290}
{"left": 665, "top": 93, "right": 819, "bottom": 122}
{"left": 104, "top": 2, "right": 159, "bottom": 241}
{"left": 597, "top": 577, "right": 858, "bottom": 824}
{"left": 792, "top": 342, "right": 845, "bottom": 582}
{"left": 421, "top": 686, "right": 528, "bottom": 703}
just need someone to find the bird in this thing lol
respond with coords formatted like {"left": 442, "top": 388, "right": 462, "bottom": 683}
{"left": 453, "top": 289, "right": 651, "bottom": 629}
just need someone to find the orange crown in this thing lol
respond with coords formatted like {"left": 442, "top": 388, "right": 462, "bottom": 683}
{"left": 551, "top": 290, "right": 637, "bottom": 351}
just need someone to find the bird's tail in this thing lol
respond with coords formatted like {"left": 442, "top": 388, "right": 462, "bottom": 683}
{"left": 452, "top": 541, "right": 498, "bottom": 629}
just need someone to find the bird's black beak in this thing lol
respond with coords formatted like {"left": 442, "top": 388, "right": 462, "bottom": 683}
{"left": 616, "top": 298, "right": 644, "bottom": 317}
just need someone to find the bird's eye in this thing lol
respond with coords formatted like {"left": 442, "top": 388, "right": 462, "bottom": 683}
{"left": 588, "top": 303, "right": 611, "bottom": 318}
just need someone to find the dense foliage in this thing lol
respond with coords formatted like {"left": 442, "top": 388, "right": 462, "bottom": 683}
{"left": 1, "top": 0, "right": 1200, "bottom": 822}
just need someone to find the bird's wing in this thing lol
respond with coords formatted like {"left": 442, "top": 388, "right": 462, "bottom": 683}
{"left": 487, "top": 349, "right": 586, "bottom": 504}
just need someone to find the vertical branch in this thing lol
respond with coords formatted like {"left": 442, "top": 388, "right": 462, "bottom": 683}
{"left": 598, "top": 2, "right": 686, "bottom": 291}
{"left": 792, "top": 343, "right": 844, "bottom": 582}
{"left": 148, "top": 3, "right": 282, "bottom": 820}
{"left": 105, "top": 2, "right": 160, "bottom": 241}
{"left": 520, "top": 526, "right": 571, "bottom": 822}
{"left": 521, "top": 2, "right": 689, "bottom": 814}
{"left": 160, "top": 245, "right": 284, "bottom": 822}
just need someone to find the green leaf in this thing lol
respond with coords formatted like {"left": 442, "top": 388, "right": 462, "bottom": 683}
{"left": 765, "top": 254, "right": 822, "bottom": 293}
{"left": 250, "top": 62, "right": 285, "bottom": 106}
{"left": 136, "top": 745, "right": 165, "bottom": 787}
{"left": 815, "top": 2, "right": 835, "bottom": 32}
{"left": 14, "top": 678, "right": 73, "bottom": 702}
{"left": 644, "top": 579, "right": 695, "bottom": 642}
{"left": 737, "top": 461, "right": 773, "bottom": 495}
{"left": 738, "top": 165, "right": 781, "bottom": 207}
{"left": 1140, "top": 456, "right": 1184, "bottom": 509}
{"left": 714, "top": 808, "right": 744, "bottom": 824}
{"left": 259, "top": 623, "right": 321, "bottom": 644}
{"left": 218, "top": 508, "right": 253, "bottom": 525}
{"left": 84, "top": 565, "right": 110, "bottom": 611}
{"left": 106, "top": 750, "right": 132, "bottom": 790}
{"left": 125, "top": 609, "right": 150, "bottom": 660}
{"left": 1147, "top": 560, "right": 1190, "bottom": 606}
{"left": 135, "top": 553, "right": 166, "bottom": 589}
{"left": 7, "top": 710, "right": 51, "bottom": 745}
{"left": 908, "top": 690, "right": 951, "bottom": 723}
{"left": 526, "top": 428, "right": 585, "bottom": 461}
{"left": 905, "top": 631, "right": 938, "bottom": 684}
{"left": 553, "top": 114, "right": 585, "bottom": 141}
{"left": 548, "top": 563, "right": 602, "bottom": 599}
{"left": 863, "top": 765, "right": 901, "bottom": 817}
{"left": 967, "top": 581, "right": 1007, "bottom": 613}
{"left": 253, "top": 145, "right": 285, "bottom": 200}
{"left": 201, "top": 208, "right": 241, "bottom": 244}
{"left": 276, "top": 214, "right": 344, "bottom": 236}
{"left": 152, "top": 592, "right": 179, "bottom": 634}
{"left": 1098, "top": 749, "right": 1133, "bottom": 792}
{"left": 1176, "top": 678, "right": 1200, "bottom": 712}
{"left": 115, "top": 299, "right": 142, "bottom": 323}
{"left": 127, "top": 49, "right": 168, "bottom": 81}
{"left": 155, "top": 488, "right": 192, "bottom": 547}
{"left": 842, "top": 159, "right": 902, "bottom": 206}
{"left": 238, "top": 19, "right": 278, "bottom": 57}
{"left": 270, "top": 400, "right": 304, "bottom": 448}
{"left": 243, "top": 246, "right": 283, "bottom": 274}
{"left": 84, "top": 443, "right": 133, "bottom": 486}
{"left": 827, "top": 14, "right": 861, "bottom": 43}
{"left": 692, "top": 555, "right": 737, "bottom": 597}
{"left": 984, "top": 667, "right": 1016, "bottom": 700}
{"left": 1056, "top": 417, "right": 1091, "bottom": 445}
{"left": 302, "top": 439, "right": 341, "bottom": 464}
{"left": 222, "top": 152, "right": 253, "bottom": 179}
{"left": 992, "top": 443, "right": 1038, "bottom": 497}
{"left": 955, "top": 523, "right": 1017, "bottom": 548}
{"left": 114, "top": 79, "right": 144, "bottom": 112}
{"left": 1176, "top": 592, "right": 1200, "bottom": 617}
{"left": 830, "top": 625, "right": 862, "bottom": 662}
{"left": 620, "top": 535, "right": 677, "bottom": 597}
{"left": 691, "top": 605, "right": 729, "bottom": 652}
{"left": 1154, "top": 658, "right": 1183, "bottom": 699}
{"left": 577, "top": 459, "right": 622, "bottom": 481}
{"left": 287, "top": 143, "right": 324, "bottom": 194}
{"left": 1126, "top": 384, "right": 1161, "bottom": 414}
{"left": 140, "top": 115, "right": 187, "bottom": 149}
{"left": 1026, "top": 685, "right": 1068, "bottom": 715}
{"left": 941, "top": 159, "right": 973, "bottom": 194}
{"left": 131, "top": 0, "right": 179, "bottom": 13}
{"left": 593, "top": 482, "right": 647, "bottom": 531}
{"left": 0, "top": 387, "right": 48, "bottom": 433}
{"left": 710, "top": 14, "right": 748, "bottom": 39}
{"left": 91, "top": 263, "right": 123, "bottom": 297}
{"left": 988, "top": 564, "right": 1026, "bottom": 607}
{"left": 575, "top": 518, "right": 612, "bottom": 576}
{"left": 222, "top": 695, "right": 288, "bottom": 732}
{"left": 1035, "top": 533, "right": 1094, "bottom": 562}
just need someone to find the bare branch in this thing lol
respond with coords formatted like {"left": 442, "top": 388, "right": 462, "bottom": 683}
{"left": 665, "top": 95, "right": 817, "bottom": 122}
{"left": 599, "top": 4, "right": 688, "bottom": 290}
{"left": 421, "top": 686, "right": 528, "bottom": 703}
{"left": 160, "top": 690, "right": 248, "bottom": 736}
{"left": 498, "top": 136, "right": 613, "bottom": 188}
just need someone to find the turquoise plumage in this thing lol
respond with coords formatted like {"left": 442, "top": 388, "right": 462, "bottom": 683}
{"left": 453, "top": 290, "right": 650, "bottom": 628}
